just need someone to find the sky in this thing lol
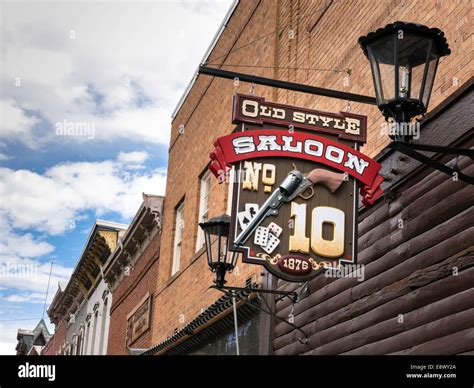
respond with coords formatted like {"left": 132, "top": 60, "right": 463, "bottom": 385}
{"left": 0, "top": 0, "right": 232, "bottom": 355}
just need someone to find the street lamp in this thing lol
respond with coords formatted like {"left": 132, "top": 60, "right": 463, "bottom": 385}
{"left": 199, "top": 213, "right": 300, "bottom": 299}
{"left": 199, "top": 214, "right": 238, "bottom": 288}
{"left": 358, "top": 21, "right": 451, "bottom": 132}
{"left": 199, "top": 216, "right": 308, "bottom": 345}
{"left": 199, "top": 214, "right": 307, "bottom": 342}
{"left": 357, "top": 22, "right": 472, "bottom": 184}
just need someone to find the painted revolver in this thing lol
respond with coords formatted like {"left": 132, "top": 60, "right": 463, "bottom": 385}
{"left": 233, "top": 168, "right": 345, "bottom": 246}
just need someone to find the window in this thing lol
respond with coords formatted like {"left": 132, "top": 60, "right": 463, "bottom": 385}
{"left": 98, "top": 298, "right": 108, "bottom": 355}
{"left": 90, "top": 311, "right": 98, "bottom": 355}
{"left": 163, "top": 308, "right": 260, "bottom": 355}
{"left": 172, "top": 201, "right": 185, "bottom": 275}
{"left": 71, "top": 337, "right": 76, "bottom": 356}
{"left": 77, "top": 328, "right": 84, "bottom": 355}
{"left": 196, "top": 171, "right": 211, "bottom": 251}
{"left": 84, "top": 321, "right": 91, "bottom": 355}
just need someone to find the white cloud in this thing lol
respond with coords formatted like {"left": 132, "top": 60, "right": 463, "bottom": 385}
{"left": 117, "top": 151, "right": 149, "bottom": 164}
{"left": 0, "top": 256, "right": 72, "bottom": 296}
{"left": 0, "top": 227, "right": 54, "bottom": 259}
{"left": 3, "top": 292, "right": 50, "bottom": 304}
{"left": 0, "top": 214, "right": 72, "bottom": 296}
{"left": 0, "top": 220, "right": 71, "bottom": 357}
{"left": 0, "top": 153, "right": 9, "bottom": 161}
{"left": 95, "top": 105, "right": 172, "bottom": 145}
{"left": 0, "top": 154, "right": 167, "bottom": 235}
{"left": 1, "top": 1, "right": 232, "bottom": 148}
{"left": 0, "top": 323, "right": 20, "bottom": 355}
{"left": 0, "top": 99, "right": 40, "bottom": 148}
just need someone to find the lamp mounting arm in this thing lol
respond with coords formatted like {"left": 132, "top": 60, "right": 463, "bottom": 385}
{"left": 213, "top": 285, "right": 298, "bottom": 303}
{"left": 198, "top": 65, "right": 377, "bottom": 105}
{"left": 388, "top": 141, "right": 474, "bottom": 185}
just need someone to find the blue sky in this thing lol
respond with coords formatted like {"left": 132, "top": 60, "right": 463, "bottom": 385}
{"left": 0, "top": 0, "right": 232, "bottom": 354}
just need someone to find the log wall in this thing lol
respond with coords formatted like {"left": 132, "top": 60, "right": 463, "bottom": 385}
{"left": 271, "top": 89, "right": 474, "bottom": 355}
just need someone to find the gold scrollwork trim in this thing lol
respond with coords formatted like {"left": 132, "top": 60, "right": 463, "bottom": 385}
{"left": 256, "top": 253, "right": 280, "bottom": 265}
{"left": 308, "top": 258, "right": 333, "bottom": 271}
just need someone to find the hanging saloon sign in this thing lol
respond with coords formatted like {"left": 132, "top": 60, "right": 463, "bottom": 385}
{"left": 209, "top": 94, "right": 384, "bottom": 282}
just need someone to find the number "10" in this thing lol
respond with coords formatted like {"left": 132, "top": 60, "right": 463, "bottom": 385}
{"left": 289, "top": 202, "right": 345, "bottom": 258}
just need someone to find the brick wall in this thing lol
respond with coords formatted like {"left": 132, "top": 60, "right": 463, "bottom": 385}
{"left": 106, "top": 228, "right": 161, "bottom": 355}
{"left": 151, "top": 0, "right": 472, "bottom": 348}
{"left": 151, "top": 0, "right": 278, "bottom": 346}
{"left": 273, "top": 0, "right": 472, "bottom": 157}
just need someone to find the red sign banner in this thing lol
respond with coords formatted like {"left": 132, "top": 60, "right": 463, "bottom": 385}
{"left": 210, "top": 129, "right": 384, "bottom": 206}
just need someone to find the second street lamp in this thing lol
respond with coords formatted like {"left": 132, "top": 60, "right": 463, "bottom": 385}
{"left": 199, "top": 214, "right": 301, "bottom": 301}
{"left": 199, "top": 216, "right": 309, "bottom": 343}
{"left": 199, "top": 214, "right": 238, "bottom": 288}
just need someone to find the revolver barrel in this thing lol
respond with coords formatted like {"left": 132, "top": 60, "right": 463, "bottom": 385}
{"left": 233, "top": 170, "right": 304, "bottom": 246}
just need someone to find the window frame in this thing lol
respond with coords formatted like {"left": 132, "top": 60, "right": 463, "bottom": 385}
{"left": 172, "top": 200, "right": 185, "bottom": 275}
{"left": 196, "top": 170, "right": 211, "bottom": 251}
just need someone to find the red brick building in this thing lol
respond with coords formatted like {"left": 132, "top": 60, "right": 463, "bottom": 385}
{"left": 41, "top": 283, "right": 67, "bottom": 355}
{"left": 41, "top": 319, "right": 66, "bottom": 355}
{"left": 103, "top": 194, "right": 163, "bottom": 355}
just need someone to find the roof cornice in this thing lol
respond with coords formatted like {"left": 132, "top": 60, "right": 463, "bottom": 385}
{"left": 103, "top": 195, "right": 164, "bottom": 285}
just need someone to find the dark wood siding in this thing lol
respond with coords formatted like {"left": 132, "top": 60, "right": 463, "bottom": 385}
{"left": 271, "top": 86, "right": 474, "bottom": 355}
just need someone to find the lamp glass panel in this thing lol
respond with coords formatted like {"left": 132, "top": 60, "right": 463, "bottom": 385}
{"left": 367, "top": 34, "right": 395, "bottom": 104}
{"left": 422, "top": 55, "right": 439, "bottom": 108}
{"left": 397, "top": 33, "right": 432, "bottom": 102}
{"left": 204, "top": 230, "right": 213, "bottom": 267}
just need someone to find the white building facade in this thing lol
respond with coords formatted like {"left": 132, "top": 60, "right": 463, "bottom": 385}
{"left": 48, "top": 220, "right": 127, "bottom": 355}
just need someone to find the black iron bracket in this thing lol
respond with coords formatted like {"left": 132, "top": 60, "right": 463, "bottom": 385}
{"left": 214, "top": 285, "right": 298, "bottom": 303}
{"left": 199, "top": 65, "right": 377, "bottom": 105}
{"left": 388, "top": 141, "right": 474, "bottom": 185}
{"left": 211, "top": 285, "right": 309, "bottom": 344}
